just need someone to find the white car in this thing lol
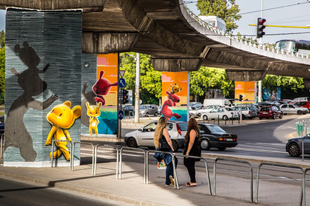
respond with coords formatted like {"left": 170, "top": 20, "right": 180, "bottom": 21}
{"left": 189, "top": 106, "right": 199, "bottom": 118}
{"left": 124, "top": 121, "right": 187, "bottom": 152}
{"left": 196, "top": 105, "right": 223, "bottom": 117}
{"left": 201, "top": 107, "right": 238, "bottom": 121}
{"left": 279, "top": 104, "right": 309, "bottom": 115}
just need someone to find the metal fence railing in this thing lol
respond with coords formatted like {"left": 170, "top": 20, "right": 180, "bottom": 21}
{"left": 256, "top": 163, "right": 304, "bottom": 205}
{"left": 213, "top": 158, "right": 253, "bottom": 202}
{"left": 71, "top": 142, "right": 95, "bottom": 175}
{"left": 51, "top": 140, "right": 72, "bottom": 169}
{"left": 93, "top": 144, "right": 120, "bottom": 177}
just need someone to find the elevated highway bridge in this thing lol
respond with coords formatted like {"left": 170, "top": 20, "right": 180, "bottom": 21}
{"left": 1, "top": 0, "right": 310, "bottom": 85}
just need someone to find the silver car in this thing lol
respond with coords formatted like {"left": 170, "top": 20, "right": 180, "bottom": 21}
{"left": 279, "top": 104, "right": 309, "bottom": 115}
{"left": 124, "top": 121, "right": 187, "bottom": 152}
{"left": 139, "top": 104, "right": 159, "bottom": 117}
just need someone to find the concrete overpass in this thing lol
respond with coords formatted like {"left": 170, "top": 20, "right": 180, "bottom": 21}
{"left": 1, "top": 0, "right": 310, "bottom": 84}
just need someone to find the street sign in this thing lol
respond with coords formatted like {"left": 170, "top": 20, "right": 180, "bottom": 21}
{"left": 118, "top": 110, "right": 124, "bottom": 120}
{"left": 119, "top": 70, "right": 126, "bottom": 78}
{"left": 119, "top": 78, "right": 126, "bottom": 88}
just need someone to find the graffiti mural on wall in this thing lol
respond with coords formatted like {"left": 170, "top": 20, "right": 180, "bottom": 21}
{"left": 45, "top": 101, "right": 81, "bottom": 160}
{"left": 92, "top": 71, "right": 118, "bottom": 105}
{"left": 86, "top": 102, "right": 102, "bottom": 135}
{"left": 162, "top": 72, "right": 188, "bottom": 122}
{"left": 5, "top": 42, "right": 58, "bottom": 161}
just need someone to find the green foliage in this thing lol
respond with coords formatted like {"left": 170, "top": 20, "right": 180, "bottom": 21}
{"left": 190, "top": 67, "right": 233, "bottom": 97}
{"left": 263, "top": 75, "right": 305, "bottom": 93}
{"left": 0, "top": 46, "right": 4, "bottom": 104}
{"left": 0, "top": 30, "right": 4, "bottom": 48}
{"left": 196, "top": 0, "right": 241, "bottom": 32}
{"left": 120, "top": 52, "right": 162, "bottom": 105}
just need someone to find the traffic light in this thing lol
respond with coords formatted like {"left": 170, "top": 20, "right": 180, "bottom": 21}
{"left": 256, "top": 17, "right": 266, "bottom": 38}
{"left": 239, "top": 94, "right": 243, "bottom": 101}
{"left": 122, "top": 89, "right": 129, "bottom": 104}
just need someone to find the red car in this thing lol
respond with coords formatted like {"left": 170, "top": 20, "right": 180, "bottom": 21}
{"left": 259, "top": 106, "right": 283, "bottom": 119}
{"left": 294, "top": 101, "right": 310, "bottom": 110}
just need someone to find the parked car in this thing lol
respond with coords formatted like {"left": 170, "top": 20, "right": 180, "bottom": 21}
{"left": 294, "top": 101, "right": 310, "bottom": 110}
{"left": 286, "top": 135, "right": 310, "bottom": 157}
{"left": 203, "top": 98, "right": 232, "bottom": 108}
{"left": 196, "top": 105, "right": 222, "bottom": 117}
{"left": 279, "top": 104, "right": 309, "bottom": 115}
{"left": 282, "top": 99, "right": 295, "bottom": 104}
{"left": 189, "top": 102, "right": 203, "bottom": 110}
{"left": 189, "top": 106, "right": 199, "bottom": 118}
{"left": 259, "top": 106, "right": 283, "bottom": 119}
{"left": 232, "top": 105, "right": 258, "bottom": 119}
{"left": 198, "top": 123, "right": 238, "bottom": 150}
{"left": 201, "top": 107, "right": 238, "bottom": 120}
{"left": 293, "top": 97, "right": 310, "bottom": 102}
{"left": 122, "top": 105, "right": 134, "bottom": 115}
{"left": 158, "top": 105, "right": 162, "bottom": 115}
{"left": 124, "top": 121, "right": 187, "bottom": 152}
{"left": 139, "top": 104, "right": 159, "bottom": 117}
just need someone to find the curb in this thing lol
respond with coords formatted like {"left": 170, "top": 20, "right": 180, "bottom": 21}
{"left": 0, "top": 169, "right": 164, "bottom": 206}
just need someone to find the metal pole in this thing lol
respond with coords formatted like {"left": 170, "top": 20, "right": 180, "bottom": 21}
{"left": 135, "top": 53, "right": 140, "bottom": 123}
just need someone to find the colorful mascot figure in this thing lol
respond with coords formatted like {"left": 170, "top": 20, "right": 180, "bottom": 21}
{"left": 92, "top": 70, "right": 118, "bottom": 105}
{"left": 161, "top": 83, "right": 183, "bottom": 120}
{"left": 45, "top": 101, "right": 81, "bottom": 160}
{"left": 86, "top": 102, "right": 102, "bottom": 135}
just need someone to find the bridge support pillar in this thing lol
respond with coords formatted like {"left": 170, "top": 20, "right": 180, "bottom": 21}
{"left": 303, "top": 79, "right": 310, "bottom": 88}
{"left": 226, "top": 70, "right": 267, "bottom": 81}
{"left": 151, "top": 58, "right": 202, "bottom": 72}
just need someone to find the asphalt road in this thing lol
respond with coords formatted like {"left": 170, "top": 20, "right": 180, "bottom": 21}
{"left": 0, "top": 177, "right": 132, "bottom": 206}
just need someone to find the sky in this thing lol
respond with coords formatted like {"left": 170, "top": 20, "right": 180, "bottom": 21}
{"left": 0, "top": 0, "right": 310, "bottom": 45}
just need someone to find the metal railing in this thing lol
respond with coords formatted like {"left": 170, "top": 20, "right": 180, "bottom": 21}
{"left": 146, "top": 150, "right": 179, "bottom": 189}
{"left": 0, "top": 134, "right": 4, "bottom": 159}
{"left": 303, "top": 168, "right": 310, "bottom": 206}
{"left": 94, "top": 144, "right": 120, "bottom": 178}
{"left": 256, "top": 163, "right": 304, "bottom": 205}
{"left": 71, "top": 142, "right": 95, "bottom": 175}
{"left": 213, "top": 158, "right": 253, "bottom": 202}
{"left": 174, "top": 153, "right": 212, "bottom": 194}
{"left": 51, "top": 140, "right": 72, "bottom": 169}
{"left": 119, "top": 147, "right": 147, "bottom": 183}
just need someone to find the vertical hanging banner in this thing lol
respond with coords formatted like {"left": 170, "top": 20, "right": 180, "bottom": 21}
{"left": 162, "top": 72, "right": 188, "bottom": 122}
{"left": 235, "top": 81, "right": 255, "bottom": 104}
{"left": 94, "top": 54, "right": 118, "bottom": 134}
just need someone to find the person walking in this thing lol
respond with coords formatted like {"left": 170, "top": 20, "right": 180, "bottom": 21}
{"left": 153, "top": 116, "right": 178, "bottom": 186}
{"left": 184, "top": 118, "right": 201, "bottom": 187}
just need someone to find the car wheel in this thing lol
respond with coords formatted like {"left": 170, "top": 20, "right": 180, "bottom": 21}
{"left": 297, "top": 110, "right": 302, "bottom": 115}
{"left": 222, "top": 115, "right": 228, "bottom": 120}
{"left": 242, "top": 114, "right": 246, "bottom": 119}
{"left": 145, "top": 112, "right": 149, "bottom": 117}
{"left": 172, "top": 140, "right": 179, "bottom": 152}
{"left": 279, "top": 114, "right": 283, "bottom": 119}
{"left": 272, "top": 114, "right": 276, "bottom": 119}
{"left": 288, "top": 143, "right": 301, "bottom": 157}
{"left": 218, "top": 147, "right": 226, "bottom": 151}
{"left": 202, "top": 115, "right": 208, "bottom": 121}
{"left": 197, "top": 113, "right": 201, "bottom": 117}
{"left": 154, "top": 112, "right": 158, "bottom": 117}
{"left": 200, "top": 139, "right": 210, "bottom": 150}
{"left": 259, "top": 117, "right": 262, "bottom": 120}
{"left": 127, "top": 137, "right": 137, "bottom": 147}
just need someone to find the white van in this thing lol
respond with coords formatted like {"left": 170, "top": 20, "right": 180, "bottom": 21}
{"left": 203, "top": 98, "right": 232, "bottom": 107}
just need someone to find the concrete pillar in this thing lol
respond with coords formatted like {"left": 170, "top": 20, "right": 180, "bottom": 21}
{"left": 226, "top": 70, "right": 266, "bottom": 81}
{"left": 151, "top": 58, "right": 202, "bottom": 72}
{"left": 4, "top": 8, "right": 82, "bottom": 167}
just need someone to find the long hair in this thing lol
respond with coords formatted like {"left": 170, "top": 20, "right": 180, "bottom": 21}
{"left": 185, "top": 118, "right": 200, "bottom": 142}
{"left": 154, "top": 116, "right": 167, "bottom": 148}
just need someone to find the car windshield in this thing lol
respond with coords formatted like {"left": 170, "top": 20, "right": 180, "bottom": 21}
{"left": 206, "top": 125, "right": 226, "bottom": 133}
{"left": 225, "top": 108, "right": 233, "bottom": 111}
{"left": 177, "top": 122, "right": 188, "bottom": 131}
{"left": 261, "top": 107, "right": 271, "bottom": 111}
{"left": 140, "top": 105, "right": 148, "bottom": 109}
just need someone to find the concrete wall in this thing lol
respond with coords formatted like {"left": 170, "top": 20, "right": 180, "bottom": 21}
{"left": 4, "top": 8, "right": 82, "bottom": 167}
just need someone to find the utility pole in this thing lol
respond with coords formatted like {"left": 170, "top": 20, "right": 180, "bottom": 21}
{"left": 135, "top": 53, "right": 140, "bottom": 123}
{"left": 258, "top": 0, "right": 263, "bottom": 103}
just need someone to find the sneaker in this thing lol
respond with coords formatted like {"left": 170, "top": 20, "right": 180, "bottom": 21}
{"left": 169, "top": 175, "right": 175, "bottom": 186}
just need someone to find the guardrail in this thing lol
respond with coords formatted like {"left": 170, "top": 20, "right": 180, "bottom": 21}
{"left": 145, "top": 150, "right": 179, "bottom": 189}
{"left": 119, "top": 147, "right": 148, "bottom": 183}
{"left": 256, "top": 163, "right": 304, "bottom": 205}
{"left": 0, "top": 134, "right": 4, "bottom": 159}
{"left": 71, "top": 142, "right": 95, "bottom": 175}
{"left": 94, "top": 144, "right": 120, "bottom": 178}
{"left": 51, "top": 140, "right": 72, "bottom": 169}
{"left": 174, "top": 153, "right": 212, "bottom": 194}
{"left": 213, "top": 158, "right": 253, "bottom": 202}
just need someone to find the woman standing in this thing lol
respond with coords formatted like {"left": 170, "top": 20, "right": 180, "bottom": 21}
{"left": 184, "top": 118, "right": 201, "bottom": 187}
{"left": 154, "top": 117, "right": 178, "bottom": 186}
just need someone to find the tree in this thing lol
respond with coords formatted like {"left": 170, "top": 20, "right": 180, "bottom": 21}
{"left": 120, "top": 52, "right": 162, "bottom": 105}
{"left": 190, "top": 67, "right": 234, "bottom": 98}
{"left": 0, "top": 30, "right": 4, "bottom": 48}
{"left": 196, "top": 0, "right": 241, "bottom": 32}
